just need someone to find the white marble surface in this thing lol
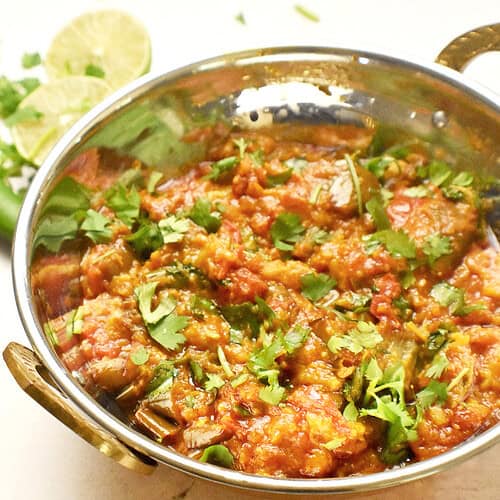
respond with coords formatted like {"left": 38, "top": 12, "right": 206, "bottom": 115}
{"left": 1, "top": 1, "right": 499, "bottom": 499}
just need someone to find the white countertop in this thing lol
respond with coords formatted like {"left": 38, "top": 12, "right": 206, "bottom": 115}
{"left": 1, "top": 1, "right": 499, "bottom": 499}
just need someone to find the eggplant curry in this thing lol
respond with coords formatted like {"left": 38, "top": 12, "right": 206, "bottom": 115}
{"left": 32, "top": 123, "right": 500, "bottom": 477}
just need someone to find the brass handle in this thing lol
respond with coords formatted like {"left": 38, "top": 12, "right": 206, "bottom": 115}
{"left": 436, "top": 23, "right": 500, "bottom": 72}
{"left": 3, "top": 342, "right": 157, "bottom": 475}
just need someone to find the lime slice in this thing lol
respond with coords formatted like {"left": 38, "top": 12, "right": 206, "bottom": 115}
{"left": 45, "top": 10, "right": 151, "bottom": 90}
{"left": 11, "top": 76, "right": 111, "bottom": 165}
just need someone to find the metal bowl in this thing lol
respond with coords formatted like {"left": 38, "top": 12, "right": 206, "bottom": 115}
{"left": 4, "top": 23, "right": 500, "bottom": 495}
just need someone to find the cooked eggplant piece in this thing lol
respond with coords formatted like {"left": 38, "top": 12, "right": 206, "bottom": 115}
{"left": 183, "top": 423, "right": 231, "bottom": 449}
{"left": 134, "top": 406, "right": 179, "bottom": 442}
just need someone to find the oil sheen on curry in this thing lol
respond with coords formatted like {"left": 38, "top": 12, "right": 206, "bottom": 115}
{"left": 32, "top": 123, "right": 499, "bottom": 478}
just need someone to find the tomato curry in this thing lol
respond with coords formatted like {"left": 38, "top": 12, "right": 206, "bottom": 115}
{"left": 31, "top": 123, "right": 500, "bottom": 477}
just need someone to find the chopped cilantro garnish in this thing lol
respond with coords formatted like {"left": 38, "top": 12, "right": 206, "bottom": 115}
{"left": 221, "top": 302, "right": 263, "bottom": 337}
{"left": 130, "top": 346, "right": 149, "bottom": 366}
{"left": 158, "top": 215, "right": 190, "bottom": 244}
{"left": 105, "top": 184, "right": 140, "bottom": 227}
{"left": 126, "top": 218, "right": 163, "bottom": 257}
{"left": 281, "top": 325, "right": 309, "bottom": 354}
{"left": 403, "top": 185, "right": 431, "bottom": 198}
{"left": 343, "top": 401, "right": 359, "bottom": 421}
{"left": 146, "top": 171, "right": 163, "bottom": 193}
{"left": 363, "top": 229, "right": 416, "bottom": 259}
{"left": 205, "top": 373, "right": 225, "bottom": 391}
{"left": 309, "top": 184, "right": 323, "bottom": 204}
{"left": 416, "top": 380, "right": 448, "bottom": 409}
{"left": 189, "top": 198, "right": 222, "bottom": 233}
{"left": 191, "top": 295, "right": 218, "bottom": 319}
{"left": 146, "top": 360, "right": 176, "bottom": 393}
{"left": 66, "top": 306, "right": 84, "bottom": 338}
{"left": 217, "top": 346, "right": 234, "bottom": 377}
{"left": 425, "top": 351, "right": 449, "bottom": 379}
{"left": 235, "top": 12, "right": 246, "bottom": 25}
{"left": 259, "top": 383, "right": 286, "bottom": 405}
{"left": 233, "top": 138, "right": 248, "bottom": 157}
{"left": 135, "top": 282, "right": 188, "bottom": 350}
{"left": 80, "top": 209, "right": 112, "bottom": 243}
{"left": 266, "top": 168, "right": 293, "bottom": 187}
{"left": 345, "top": 154, "right": 363, "bottom": 216}
{"left": 204, "top": 156, "right": 239, "bottom": 181}
{"left": 250, "top": 150, "right": 264, "bottom": 166}
{"left": 270, "top": 212, "right": 305, "bottom": 251}
{"left": 21, "top": 52, "right": 41, "bottom": 68}
{"left": 327, "top": 321, "right": 382, "bottom": 354}
{"left": 4, "top": 106, "right": 43, "bottom": 127}
{"left": 200, "top": 444, "right": 234, "bottom": 468}
{"left": 189, "top": 360, "right": 205, "bottom": 385}
{"left": 231, "top": 373, "right": 249, "bottom": 387}
{"left": 84, "top": 64, "right": 105, "bottom": 78}
{"left": 426, "top": 328, "right": 449, "bottom": 352}
{"left": 294, "top": 4, "right": 320, "bottom": 22}
{"left": 301, "top": 272, "right": 336, "bottom": 302}
{"left": 365, "top": 196, "right": 390, "bottom": 230}
{"left": 364, "top": 156, "right": 394, "bottom": 178}
{"left": 310, "top": 227, "right": 330, "bottom": 245}
{"left": 423, "top": 234, "right": 452, "bottom": 266}
{"left": 451, "top": 171, "right": 474, "bottom": 187}
{"left": 428, "top": 161, "right": 452, "bottom": 186}
{"left": 430, "top": 282, "right": 486, "bottom": 316}
{"left": 135, "top": 282, "right": 176, "bottom": 323}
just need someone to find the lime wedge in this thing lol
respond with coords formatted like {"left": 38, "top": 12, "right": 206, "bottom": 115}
{"left": 11, "top": 76, "right": 111, "bottom": 165}
{"left": 45, "top": 10, "right": 151, "bottom": 90}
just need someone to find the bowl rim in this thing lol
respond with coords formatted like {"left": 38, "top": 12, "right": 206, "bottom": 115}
{"left": 12, "top": 45, "right": 500, "bottom": 494}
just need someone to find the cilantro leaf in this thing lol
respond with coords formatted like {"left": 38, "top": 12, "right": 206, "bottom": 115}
{"left": 204, "top": 156, "right": 239, "bottom": 181}
{"left": 425, "top": 352, "right": 449, "bottom": 379}
{"left": 221, "top": 302, "right": 261, "bottom": 337}
{"left": 430, "top": 282, "right": 486, "bottom": 316}
{"left": 189, "top": 198, "right": 222, "bottom": 233}
{"left": 126, "top": 218, "right": 163, "bottom": 257}
{"left": 233, "top": 138, "right": 248, "bottom": 157}
{"left": 363, "top": 229, "right": 416, "bottom": 259}
{"left": 18, "top": 77, "right": 40, "bottom": 94}
{"left": 147, "top": 171, "right": 163, "bottom": 193}
{"left": 428, "top": 161, "right": 452, "bottom": 186}
{"left": 423, "top": 234, "right": 452, "bottom": 266}
{"left": 205, "top": 373, "right": 225, "bottom": 391}
{"left": 249, "top": 339, "right": 284, "bottom": 372}
{"left": 158, "top": 215, "right": 190, "bottom": 244}
{"left": 365, "top": 196, "right": 390, "bottom": 230}
{"left": 235, "top": 12, "right": 246, "bottom": 25}
{"left": 416, "top": 380, "right": 448, "bottom": 409}
{"left": 148, "top": 313, "right": 188, "bottom": 350}
{"left": 270, "top": 212, "right": 305, "bottom": 251}
{"left": 105, "top": 184, "right": 140, "bottom": 227}
{"left": 146, "top": 360, "right": 176, "bottom": 393}
{"left": 80, "top": 209, "right": 112, "bottom": 243}
{"left": 282, "top": 325, "right": 309, "bottom": 354}
{"left": 310, "top": 227, "right": 330, "bottom": 244}
{"left": 294, "top": 4, "right": 320, "bottom": 22}
{"left": 135, "top": 282, "right": 176, "bottom": 324}
{"left": 266, "top": 168, "right": 293, "bottom": 187}
{"left": 328, "top": 321, "right": 383, "bottom": 354}
{"left": 301, "top": 272, "right": 336, "bottom": 302}
{"left": 364, "top": 156, "right": 394, "bottom": 178}
{"left": 4, "top": 106, "right": 43, "bottom": 127}
{"left": 21, "top": 52, "right": 42, "bottom": 68}
{"left": 343, "top": 401, "right": 359, "bottom": 421}
{"left": 426, "top": 328, "right": 449, "bottom": 352}
{"left": 130, "top": 346, "right": 149, "bottom": 366}
{"left": 259, "top": 383, "right": 286, "bottom": 405}
{"left": 200, "top": 444, "right": 234, "bottom": 468}
{"left": 84, "top": 64, "right": 105, "bottom": 78}
{"left": 189, "top": 360, "right": 205, "bottom": 385}
{"left": 403, "top": 185, "right": 431, "bottom": 198}
{"left": 451, "top": 171, "right": 474, "bottom": 187}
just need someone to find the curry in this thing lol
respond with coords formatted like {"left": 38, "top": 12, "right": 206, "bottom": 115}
{"left": 31, "top": 124, "right": 499, "bottom": 477}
